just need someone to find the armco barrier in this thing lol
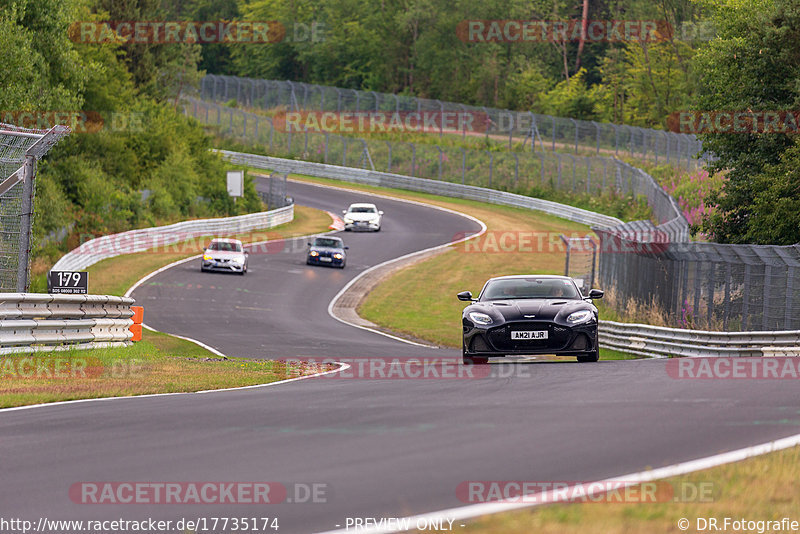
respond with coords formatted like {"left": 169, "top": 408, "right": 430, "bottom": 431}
{"left": 216, "top": 150, "right": 623, "bottom": 229}
{"left": 599, "top": 320, "right": 800, "bottom": 358}
{"left": 219, "top": 150, "right": 800, "bottom": 358}
{"left": 0, "top": 294, "right": 136, "bottom": 354}
{"left": 52, "top": 204, "right": 294, "bottom": 272}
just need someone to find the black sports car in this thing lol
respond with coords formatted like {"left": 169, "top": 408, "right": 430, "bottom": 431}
{"left": 458, "top": 275, "right": 604, "bottom": 364}
{"left": 307, "top": 236, "right": 348, "bottom": 268}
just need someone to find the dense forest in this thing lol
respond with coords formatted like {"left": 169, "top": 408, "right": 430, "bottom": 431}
{"left": 1, "top": 0, "right": 799, "bottom": 255}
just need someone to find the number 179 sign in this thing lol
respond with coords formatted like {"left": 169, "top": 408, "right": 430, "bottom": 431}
{"left": 48, "top": 271, "right": 88, "bottom": 294}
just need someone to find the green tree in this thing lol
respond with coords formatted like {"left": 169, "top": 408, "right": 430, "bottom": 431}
{"left": 693, "top": 0, "right": 800, "bottom": 244}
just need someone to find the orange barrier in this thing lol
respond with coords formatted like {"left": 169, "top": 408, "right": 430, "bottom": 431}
{"left": 130, "top": 306, "right": 143, "bottom": 342}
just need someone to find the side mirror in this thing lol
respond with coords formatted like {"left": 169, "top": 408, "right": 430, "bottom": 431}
{"left": 457, "top": 291, "right": 474, "bottom": 302}
{"left": 379, "top": 211, "right": 384, "bottom": 215}
{"left": 244, "top": 250, "right": 249, "bottom": 255}
{"left": 344, "top": 246, "right": 349, "bottom": 250}
{"left": 307, "top": 242, "right": 312, "bottom": 246}
{"left": 342, "top": 210, "right": 347, "bottom": 214}
{"left": 588, "top": 289, "right": 604, "bottom": 300}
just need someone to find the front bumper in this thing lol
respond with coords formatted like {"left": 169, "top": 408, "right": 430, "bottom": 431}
{"left": 201, "top": 259, "right": 244, "bottom": 273}
{"left": 463, "top": 320, "right": 598, "bottom": 357}
{"left": 344, "top": 220, "right": 379, "bottom": 231}
{"left": 307, "top": 254, "right": 345, "bottom": 267}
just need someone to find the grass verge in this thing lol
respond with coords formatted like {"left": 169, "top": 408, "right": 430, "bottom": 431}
{"left": 465, "top": 445, "right": 800, "bottom": 534}
{"left": 0, "top": 328, "right": 334, "bottom": 409}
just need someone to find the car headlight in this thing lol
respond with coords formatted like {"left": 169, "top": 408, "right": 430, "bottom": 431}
{"left": 203, "top": 254, "right": 213, "bottom": 261}
{"left": 333, "top": 253, "right": 343, "bottom": 259}
{"left": 468, "top": 312, "right": 493, "bottom": 325}
{"left": 566, "top": 310, "right": 593, "bottom": 324}
{"left": 344, "top": 217, "right": 353, "bottom": 224}
{"left": 309, "top": 251, "right": 319, "bottom": 257}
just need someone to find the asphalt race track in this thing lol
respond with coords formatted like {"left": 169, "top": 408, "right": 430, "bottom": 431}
{"left": 2, "top": 179, "right": 800, "bottom": 533}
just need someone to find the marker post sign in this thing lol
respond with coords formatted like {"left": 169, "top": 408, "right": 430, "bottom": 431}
{"left": 226, "top": 170, "right": 244, "bottom": 199}
{"left": 48, "top": 271, "right": 88, "bottom": 294}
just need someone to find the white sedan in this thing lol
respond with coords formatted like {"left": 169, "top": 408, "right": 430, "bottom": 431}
{"left": 342, "top": 203, "right": 383, "bottom": 232}
{"left": 201, "top": 238, "right": 249, "bottom": 275}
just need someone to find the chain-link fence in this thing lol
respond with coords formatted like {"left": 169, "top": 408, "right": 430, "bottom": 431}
{"left": 596, "top": 223, "right": 800, "bottom": 331}
{"left": 0, "top": 123, "right": 70, "bottom": 292}
{"left": 257, "top": 171, "right": 292, "bottom": 210}
{"left": 199, "top": 74, "right": 706, "bottom": 169}
{"left": 184, "top": 98, "right": 689, "bottom": 242}
{"left": 562, "top": 235, "right": 597, "bottom": 295}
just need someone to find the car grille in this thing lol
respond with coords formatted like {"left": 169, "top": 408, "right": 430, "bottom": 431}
{"left": 486, "top": 321, "right": 571, "bottom": 351}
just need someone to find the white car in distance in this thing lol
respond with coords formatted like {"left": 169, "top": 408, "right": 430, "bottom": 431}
{"left": 342, "top": 203, "right": 383, "bottom": 232}
{"left": 201, "top": 238, "right": 249, "bottom": 275}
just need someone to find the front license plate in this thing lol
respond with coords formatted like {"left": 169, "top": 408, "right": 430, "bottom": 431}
{"left": 319, "top": 257, "right": 333, "bottom": 262}
{"left": 511, "top": 330, "right": 548, "bottom": 340}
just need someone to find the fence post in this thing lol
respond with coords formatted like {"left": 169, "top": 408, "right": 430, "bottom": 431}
{"left": 386, "top": 141, "right": 392, "bottom": 172}
{"left": 436, "top": 145, "right": 443, "bottom": 179}
{"left": 460, "top": 148, "right": 466, "bottom": 184}
{"left": 513, "top": 152, "right": 519, "bottom": 187}
{"left": 487, "top": 151, "right": 493, "bottom": 188}
{"left": 411, "top": 143, "right": 416, "bottom": 177}
{"left": 15, "top": 156, "right": 35, "bottom": 291}
{"left": 571, "top": 118, "right": 578, "bottom": 154}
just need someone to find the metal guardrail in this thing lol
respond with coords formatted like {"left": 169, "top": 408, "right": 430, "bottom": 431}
{"left": 599, "top": 320, "right": 800, "bottom": 358}
{"left": 52, "top": 204, "right": 294, "bottom": 272}
{"left": 0, "top": 294, "right": 135, "bottom": 354}
{"left": 217, "top": 150, "right": 623, "bottom": 229}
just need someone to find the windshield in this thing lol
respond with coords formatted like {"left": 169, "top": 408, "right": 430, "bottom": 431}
{"left": 349, "top": 207, "right": 376, "bottom": 213}
{"left": 313, "top": 237, "right": 342, "bottom": 248}
{"left": 208, "top": 241, "right": 242, "bottom": 252}
{"left": 481, "top": 279, "right": 580, "bottom": 300}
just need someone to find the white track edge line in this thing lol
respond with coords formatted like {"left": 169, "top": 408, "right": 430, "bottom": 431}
{"left": 0, "top": 362, "right": 350, "bottom": 414}
{"left": 316, "top": 432, "right": 800, "bottom": 534}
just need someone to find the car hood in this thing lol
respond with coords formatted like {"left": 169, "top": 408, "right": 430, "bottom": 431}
{"left": 471, "top": 299, "right": 590, "bottom": 321}
{"left": 205, "top": 249, "right": 245, "bottom": 260}
{"left": 345, "top": 213, "right": 379, "bottom": 221}
{"left": 310, "top": 246, "right": 345, "bottom": 253}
